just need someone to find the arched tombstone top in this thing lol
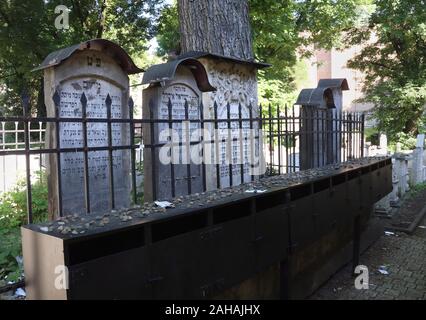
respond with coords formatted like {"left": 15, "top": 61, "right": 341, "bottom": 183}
{"left": 33, "top": 39, "right": 142, "bottom": 74}
{"left": 317, "top": 78, "right": 349, "bottom": 91}
{"left": 294, "top": 78, "right": 349, "bottom": 110}
{"left": 142, "top": 58, "right": 216, "bottom": 92}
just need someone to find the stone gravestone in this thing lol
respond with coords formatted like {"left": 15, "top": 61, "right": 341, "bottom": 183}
{"left": 411, "top": 134, "right": 425, "bottom": 185}
{"left": 176, "top": 52, "right": 269, "bottom": 189}
{"left": 295, "top": 79, "right": 349, "bottom": 170}
{"left": 142, "top": 58, "right": 215, "bottom": 201}
{"left": 34, "top": 39, "right": 142, "bottom": 216}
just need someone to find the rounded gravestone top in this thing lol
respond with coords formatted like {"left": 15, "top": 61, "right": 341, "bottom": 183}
{"left": 33, "top": 39, "right": 143, "bottom": 74}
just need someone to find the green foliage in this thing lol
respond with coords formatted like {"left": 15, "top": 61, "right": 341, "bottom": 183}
{"left": 0, "top": 0, "right": 165, "bottom": 116}
{"left": 404, "top": 181, "right": 426, "bottom": 201}
{"left": 0, "top": 171, "right": 48, "bottom": 282}
{"left": 0, "top": 228, "right": 22, "bottom": 282}
{"left": 0, "top": 172, "right": 48, "bottom": 229}
{"left": 388, "top": 132, "right": 418, "bottom": 151}
{"left": 155, "top": 0, "right": 362, "bottom": 116}
{"left": 250, "top": 0, "right": 361, "bottom": 81}
{"left": 156, "top": 1, "right": 180, "bottom": 57}
{"left": 347, "top": 0, "right": 426, "bottom": 143}
{"left": 365, "top": 127, "right": 379, "bottom": 145}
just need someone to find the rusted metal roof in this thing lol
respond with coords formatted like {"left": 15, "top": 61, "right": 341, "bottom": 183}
{"left": 142, "top": 58, "right": 216, "bottom": 92}
{"left": 295, "top": 78, "right": 349, "bottom": 107}
{"left": 32, "top": 39, "right": 143, "bottom": 74}
{"left": 177, "top": 51, "right": 271, "bottom": 69}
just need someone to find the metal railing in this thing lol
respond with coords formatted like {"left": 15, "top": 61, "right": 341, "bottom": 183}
{"left": 261, "top": 105, "right": 365, "bottom": 174}
{"left": 0, "top": 94, "right": 365, "bottom": 224}
{"left": 0, "top": 93, "right": 365, "bottom": 295}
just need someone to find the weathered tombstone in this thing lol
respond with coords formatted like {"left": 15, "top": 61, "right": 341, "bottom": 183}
{"left": 142, "top": 58, "right": 215, "bottom": 201}
{"left": 34, "top": 39, "right": 142, "bottom": 217}
{"left": 411, "top": 134, "right": 425, "bottom": 185}
{"left": 175, "top": 52, "right": 269, "bottom": 189}
{"left": 295, "top": 79, "right": 349, "bottom": 170}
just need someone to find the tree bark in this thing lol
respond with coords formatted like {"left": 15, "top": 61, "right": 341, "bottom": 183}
{"left": 177, "top": 0, "right": 254, "bottom": 60}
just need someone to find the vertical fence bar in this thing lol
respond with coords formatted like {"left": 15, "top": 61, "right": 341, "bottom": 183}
{"left": 199, "top": 102, "right": 207, "bottom": 192}
{"left": 348, "top": 113, "right": 353, "bottom": 159}
{"left": 292, "top": 106, "right": 296, "bottom": 172}
{"left": 342, "top": 112, "right": 346, "bottom": 162}
{"left": 277, "top": 105, "right": 281, "bottom": 174}
{"left": 268, "top": 104, "right": 273, "bottom": 174}
{"left": 226, "top": 102, "right": 233, "bottom": 187}
{"left": 214, "top": 102, "right": 220, "bottom": 189}
{"left": 325, "top": 110, "right": 328, "bottom": 165}
{"left": 167, "top": 98, "right": 176, "bottom": 198}
{"left": 1, "top": 122, "right": 5, "bottom": 192}
{"left": 334, "top": 111, "right": 338, "bottom": 163}
{"left": 105, "top": 94, "right": 115, "bottom": 209}
{"left": 238, "top": 103, "right": 244, "bottom": 184}
{"left": 184, "top": 100, "right": 191, "bottom": 195}
{"left": 361, "top": 113, "right": 365, "bottom": 157}
{"left": 248, "top": 104, "right": 254, "bottom": 182}
{"left": 149, "top": 98, "right": 157, "bottom": 201}
{"left": 129, "top": 97, "right": 137, "bottom": 204}
{"left": 355, "top": 113, "right": 359, "bottom": 158}
{"left": 317, "top": 109, "right": 321, "bottom": 167}
{"left": 258, "top": 104, "right": 263, "bottom": 177}
{"left": 14, "top": 122, "right": 18, "bottom": 149}
{"left": 80, "top": 93, "right": 91, "bottom": 213}
{"left": 53, "top": 91, "right": 63, "bottom": 217}
{"left": 22, "top": 92, "right": 33, "bottom": 223}
{"left": 284, "top": 105, "right": 289, "bottom": 173}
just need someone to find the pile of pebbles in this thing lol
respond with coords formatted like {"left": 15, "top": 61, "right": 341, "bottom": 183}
{"left": 34, "top": 156, "right": 388, "bottom": 237}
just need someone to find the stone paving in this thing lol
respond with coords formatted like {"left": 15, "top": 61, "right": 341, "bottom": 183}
{"left": 310, "top": 216, "right": 426, "bottom": 300}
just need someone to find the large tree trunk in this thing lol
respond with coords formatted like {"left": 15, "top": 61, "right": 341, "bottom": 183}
{"left": 177, "top": 0, "right": 253, "bottom": 60}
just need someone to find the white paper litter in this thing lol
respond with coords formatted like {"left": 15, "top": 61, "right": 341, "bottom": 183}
{"left": 39, "top": 226, "right": 49, "bottom": 232}
{"left": 154, "top": 201, "right": 174, "bottom": 208}
{"left": 14, "top": 288, "right": 26, "bottom": 297}
{"left": 245, "top": 189, "right": 267, "bottom": 194}
{"left": 418, "top": 225, "right": 426, "bottom": 229}
{"left": 378, "top": 266, "right": 389, "bottom": 275}
{"left": 384, "top": 231, "right": 395, "bottom": 236}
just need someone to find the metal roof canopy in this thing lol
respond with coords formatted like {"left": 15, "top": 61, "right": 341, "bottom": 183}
{"left": 295, "top": 78, "right": 349, "bottom": 107}
{"left": 32, "top": 39, "right": 143, "bottom": 74}
{"left": 142, "top": 58, "right": 216, "bottom": 92}
{"left": 176, "top": 51, "right": 271, "bottom": 69}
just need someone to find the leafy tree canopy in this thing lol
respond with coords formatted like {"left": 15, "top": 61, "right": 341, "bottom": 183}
{"left": 347, "top": 0, "right": 426, "bottom": 142}
{"left": 0, "top": 0, "right": 164, "bottom": 115}
{"left": 155, "top": 0, "right": 364, "bottom": 105}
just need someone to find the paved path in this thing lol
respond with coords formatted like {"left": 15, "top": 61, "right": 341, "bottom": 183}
{"left": 310, "top": 216, "right": 426, "bottom": 300}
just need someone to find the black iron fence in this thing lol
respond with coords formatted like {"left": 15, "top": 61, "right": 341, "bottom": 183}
{"left": 262, "top": 104, "right": 365, "bottom": 174}
{"left": 0, "top": 92, "right": 365, "bottom": 295}
{"left": 0, "top": 93, "right": 365, "bottom": 224}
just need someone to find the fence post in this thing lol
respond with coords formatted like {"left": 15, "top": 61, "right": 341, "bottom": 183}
{"left": 22, "top": 91, "right": 33, "bottom": 224}
{"left": 361, "top": 113, "right": 365, "bottom": 158}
